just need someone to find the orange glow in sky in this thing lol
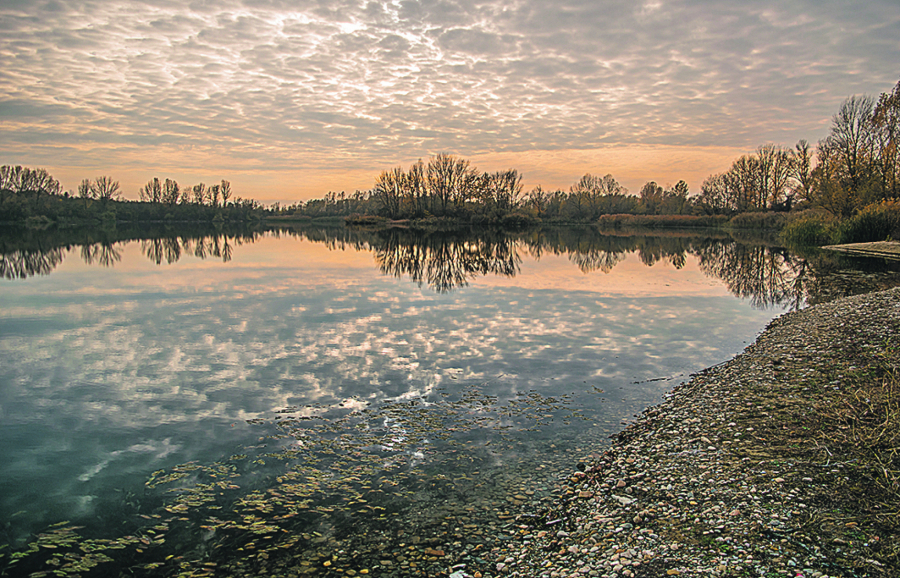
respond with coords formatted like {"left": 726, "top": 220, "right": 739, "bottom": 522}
{"left": 2, "top": 1, "right": 898, "bottom": 203}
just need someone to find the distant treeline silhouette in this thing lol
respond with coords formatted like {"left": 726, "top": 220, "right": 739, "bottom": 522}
{"left": 0, "top": 168, "right": 264, "bottom": 225}
{"left": 3, "top": 78, "right": 897, "bottom": 235}
{"left": 276, "top": 77, "right": 900, "bottom": 234}
{"left": 271, "top": 154, "right": 685, "bottom": 224}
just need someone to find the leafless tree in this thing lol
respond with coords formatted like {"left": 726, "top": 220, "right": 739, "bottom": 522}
{"left": 821, "top": 95, "right": 876, "bottom": 198}
{"left": 220, "top": 180, "right": 232, "bottom": 206}
{"left": 872, "top": 79, "right": 900, "bottom": 200}
{"left": 140, "top": 177, "right": 162, "bottom": 203}
{"left": 789, "top": 140, "right": 816, "bottom": 205}
{"left": 375, "top": 166, "right": 405, "bottom": 219}
{"left": 78, "top": 178, "right": 95, "bottom": 200}
{"left": 93, "top": 176, "right": 121, "bottom": 201}
{"left": 192, "top": 183, "right": 207, "bottom": 205}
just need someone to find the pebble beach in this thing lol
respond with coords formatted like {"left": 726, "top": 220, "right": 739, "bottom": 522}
{"left": 460, "top": 287, "right": 900, "bottom": 578}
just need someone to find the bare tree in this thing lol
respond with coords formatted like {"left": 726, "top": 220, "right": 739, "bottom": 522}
{"left": 140, "top": 178, "right": 162, "bottom": 203}
{"left": 697, "top": 173, "right": 731, "bottom": 214}
{"left": 220, "top": 180, "right": 232, "bottom": 206}
{"left": 210, "top": 184, "right": 221, "bottom": 208}
{"left": 78, "top": 178, "right": 95, "bottom": 200}
{"left": 789, "top": 140, "right": 816, "bottom": 205}
{"left": 158, "top": 179, "right": 178, "bottom": 205}
{"left": 427, "top": 153, "right": 475, "bottom": 214}
{"left": 375, "top": 167, "right": 405, "bottom": 218}
{"left": 524, "top": 185, "right": 548, "bottom": 216}
{"left": 756, "top": 144, "right": 793, "bottom": 209}
{"left": 821, "top": 95, "right": 876, "bottom": 199}
{"left": 92, "top": 176, "right": 121, "bottom": 201}
{"left": 192, "top": 183, "right": 207, "bottom": 205}
{"left": 872, "top": 79, "right": 900, "bottom": 200}
{"left": 405, "top": 161, "right": 426, "bottom": 217}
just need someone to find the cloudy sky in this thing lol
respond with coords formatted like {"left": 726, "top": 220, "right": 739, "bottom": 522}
{"left": 1, "top": 0, "right": 898, "bottom": 202}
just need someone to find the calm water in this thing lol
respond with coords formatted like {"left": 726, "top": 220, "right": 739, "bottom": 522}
{"left": 1, "top": 226, "right": 897, "bottom": 576}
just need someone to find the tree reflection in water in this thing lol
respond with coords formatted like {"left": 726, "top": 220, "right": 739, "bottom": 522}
{"left": 0, "top": 247, "right": 66, "bottom": 279}
{"left": 695, "top": 242, "right": 804, "bottom": 309}
{"left": 373, "top": 229, "right": 521, "bottom": 293}
{"left": 2, "top": 224, "right": 899, "bottom": 308}
{"left": 352, "top": 227, "right": 900, "bottom": 308}
{"left": 81, "top": 243, "right": 122, "bottom": 267}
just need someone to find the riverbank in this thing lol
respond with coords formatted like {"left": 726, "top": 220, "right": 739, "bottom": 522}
{"left": 472, "top": 288, "right": 899, "bottom": 578}
{"left": 824, "top": 241, "right": 900, "bottom": 261}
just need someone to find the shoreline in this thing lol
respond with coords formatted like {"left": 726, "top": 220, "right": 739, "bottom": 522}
{"left": 469, "top": 287, "right": 900, "bottom": 578}
{"left": 823, "top": 241, "right": 900, "bottom": 261}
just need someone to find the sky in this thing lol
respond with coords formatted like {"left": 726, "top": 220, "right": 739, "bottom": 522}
{"left": 1, "top": 0, "right": 898, "bottom": 203}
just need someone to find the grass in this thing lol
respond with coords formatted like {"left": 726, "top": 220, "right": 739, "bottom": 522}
{"left": 594, "top": 214, "right": 730, "bottom": 229}
{"left": 763, "top": 338, "right": 900, "bottom": 575}
{"left": 726, "top": 211, "right": 790, "bottom": 231}
{"left": 778, "top": 211, "right": 838, "bottom": 247}
{"left": 835, "top": 202, "right": 900, "bottom": 244}
{"left": 780, "top": 202, "right": 900, "bottom": 247}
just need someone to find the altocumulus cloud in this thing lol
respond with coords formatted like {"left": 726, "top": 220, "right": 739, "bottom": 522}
{"left": 0, "top": 0, "right": 898, "bottom": 197}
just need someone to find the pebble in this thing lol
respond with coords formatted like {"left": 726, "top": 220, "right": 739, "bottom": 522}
{"left": 459, "top": 288, "right": 900, "bottom": 578}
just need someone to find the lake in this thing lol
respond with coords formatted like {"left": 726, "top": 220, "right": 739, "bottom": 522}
{"left": 1, "top": 225, "right": 897, "bottom": 577}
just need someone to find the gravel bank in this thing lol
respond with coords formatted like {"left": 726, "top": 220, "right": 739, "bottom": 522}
{"left": 465, "top": 287, "right": 900, "bottom": 578}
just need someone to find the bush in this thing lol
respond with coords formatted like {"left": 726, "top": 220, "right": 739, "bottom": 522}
{"left": 779, "top": 211, "right": 838, "bottom": 247}
{"left": 499, "top": 211, "right": 540, "bottom": 229}
{"left": 595, "top": 214, "right": 728, "bottom": 229}
{"left": 836, "top": 201, "right": 900, "bottom": 244}
{"left": 727, "top": 211, "right": 789, "bottom": 230}
{"left": 344, "top": 214, "right": 388, "bottom": 226}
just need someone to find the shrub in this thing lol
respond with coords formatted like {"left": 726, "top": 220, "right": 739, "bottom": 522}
{"left": 779, "top": 211, "right": 838, "bottom": 247}
{"left": 499, "top": 211, "right": 540, "bottom": 229}
{"left": 595, "top": 214, "right": 728, "bottom": 229}
{"left": 836, "top": 201, "right": 900, "bottom": 244}
{"left": 727, "top": 211, "right": 789, "bottom": 230}
{"left": 344, "top": 214, "right": 388, "bottom": 226}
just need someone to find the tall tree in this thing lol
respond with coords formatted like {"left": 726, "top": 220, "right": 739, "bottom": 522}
{"left": 140, "top": 178, "right": 162, "bottom": 203}
{"left": 93, "top": 176, "right": 121, "bottom": 201}
{"left": 220, "top": 180, "right": 232, "bottom": 206}
{"left": 192, "top": 183, "right": 207, "bottom": 205}
{"left": 872, "top": 79, "right": 900, "bottom": 200}
{"left": 374, "top": 167, "right": 405, "bottom": 218}
{"left": 789, "top": 139, "right": 816, "bottom": 206}
{"left": 820, "top": 95, "right": 877, "bottom": 202}
{"left": 160, "top": 179, "right": 179, "bottom": 205}
{"left": 639, "top": 181, "right": 664, "bottom": 214}
{"left": 78, "top": 178, "right": 95, "bottom": 200}
{"left": 427, "top": 153, "right": 474, "bottom": 215}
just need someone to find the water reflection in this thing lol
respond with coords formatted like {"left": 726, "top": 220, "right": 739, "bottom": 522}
{"left": 373, "top": 229, "right": 521, "bottom": 293}
{"left": 2, "top": 224, "right": 900, "bottom": 308}
{"left": 0, "top": 247, "right": 65, "bottom": 279}
{"left": 140, "top": 234, "right": 240, "bottom": 265}
{"left": 275, "top": 225, "right": 900, "bottom": 308}
{"left": 80, "top": 243, "right": 122, "bottom": 267}
{"left": 2, "top": 224, "right": 898, "bottom": 577}
{"left": 0, "top": 225, "right": 263, "bottom": 274}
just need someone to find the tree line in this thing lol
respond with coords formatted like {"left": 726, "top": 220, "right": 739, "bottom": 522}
{"left": 697, "top": 79, "right": 899, "bottom": 217}
{"left": 273, "top": 155, "right": 691, "bottom": 224}
{"left": 4, "top": 76, "right": 898, "bottom": 231}
{"left": 0, "top": 169, "right": 263, "bottom": 225}
{"left": 279, "top": 77, "right": 900, "bottom": 229}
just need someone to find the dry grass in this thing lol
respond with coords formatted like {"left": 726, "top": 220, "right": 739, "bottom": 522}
{"left": 772, "top": 340, "right": 900, "bottom": 575}
{"left": 708, "top": 311, "right": 900, "bottom": 576}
